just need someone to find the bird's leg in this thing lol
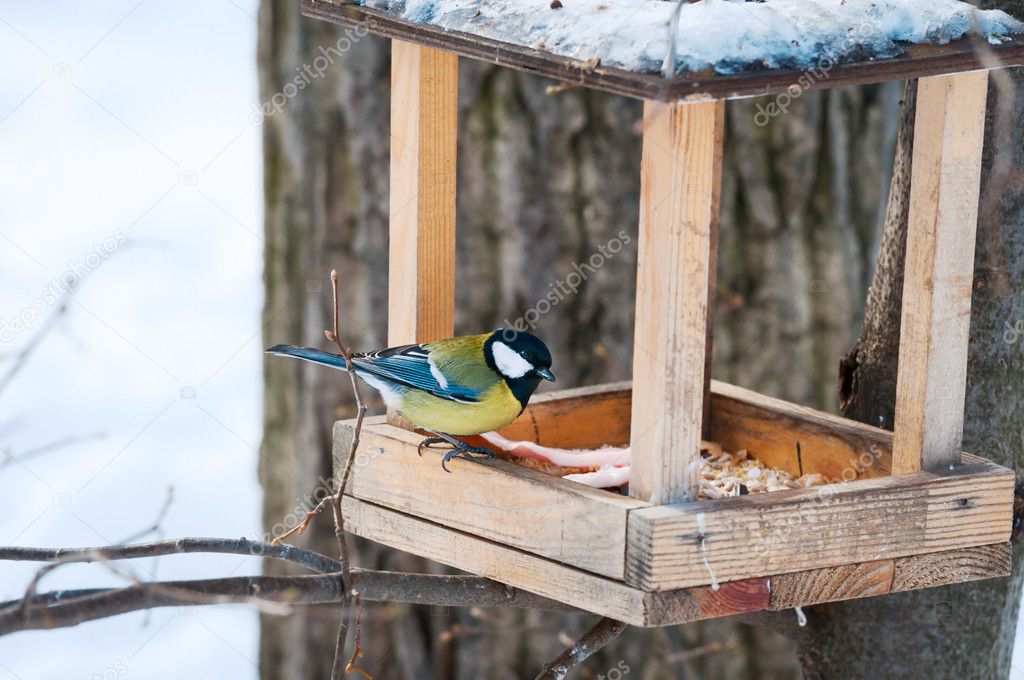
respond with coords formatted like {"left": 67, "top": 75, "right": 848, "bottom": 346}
{"left": 420, "top": 431, "right": 497, "bottom": 473}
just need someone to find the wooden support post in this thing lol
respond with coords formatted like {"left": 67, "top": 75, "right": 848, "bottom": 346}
{"left": 629, "top": 99, "right": 724, "bottom": 504}
{"left": 387, "top": 40, "right": 458, "bottom": 425}
{"left": 892, "top": 71, "right": 988, "bottom": 474}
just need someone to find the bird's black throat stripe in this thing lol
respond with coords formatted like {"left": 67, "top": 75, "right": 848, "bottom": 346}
{"left": 483, "top": 333, "right": 542, "bottom": 411}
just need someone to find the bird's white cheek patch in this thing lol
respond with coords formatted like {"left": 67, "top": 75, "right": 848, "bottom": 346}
{"left": 492, "top": 341, "right": 534, "bottom": 379}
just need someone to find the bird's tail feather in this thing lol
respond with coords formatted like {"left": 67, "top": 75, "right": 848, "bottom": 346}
{"left": 266, "top": 344, "right": 351, "bottom": 370}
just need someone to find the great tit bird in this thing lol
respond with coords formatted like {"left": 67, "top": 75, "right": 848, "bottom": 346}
{"left": 267, "top": 329, "right": 555, "bottom": 471}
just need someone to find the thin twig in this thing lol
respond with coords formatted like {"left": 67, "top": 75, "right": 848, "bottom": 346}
{"left": 323, "top": 268, "right": 367, "bottom": 581}
{"left": 345, "top": 595, "right": 371, "bottom": 678}
{"left": 0, "top": 432, "right": 106, "bottom": 470}
{"left": 535, "top": 617, "right": 627, "bottom": 680}
{"left": 119, "top": 485, "right": 175, "bottom": 545}
{"left": 665, "top": 639, "right": 740, "bottom": 663}
{"left": 321, "top": 268, "right": 368, "bottom": 677}
{"left": 272, "top": 492, "right": 338, "bottom": 545}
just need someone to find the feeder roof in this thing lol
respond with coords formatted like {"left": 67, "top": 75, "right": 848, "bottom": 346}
{"left": 303, "top": 0, "right": 1024, "bottom": 101}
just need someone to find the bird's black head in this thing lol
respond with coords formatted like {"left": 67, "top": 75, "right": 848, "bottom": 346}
{"left": 484, "top": 329, "right": 555, "bottom": 408}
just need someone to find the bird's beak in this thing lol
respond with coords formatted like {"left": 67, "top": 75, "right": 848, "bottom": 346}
{"left": 535, "top": 367, "right": 556, "bottom": 382}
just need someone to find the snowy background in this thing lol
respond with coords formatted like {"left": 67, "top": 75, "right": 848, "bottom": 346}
{"left": 1, "top": 2, "right": 1023, "bottom": 679}
{"left": 0, "top": 1, "right": 263, "bottom": 677}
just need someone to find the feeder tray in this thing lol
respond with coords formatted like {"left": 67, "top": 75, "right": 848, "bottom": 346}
{"left": 307, "top": 0, "right": 1020, "bottom": 626}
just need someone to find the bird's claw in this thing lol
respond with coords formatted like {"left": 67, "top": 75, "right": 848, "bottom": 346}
{"left": 417, "top": 437, "right": 448, "bottom": 457}
{"left": 416, "top": 436, "right": 497, "bottom": 473}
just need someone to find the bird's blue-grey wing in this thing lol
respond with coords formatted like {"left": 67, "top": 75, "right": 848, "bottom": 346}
{"left": 352, "top": 345, "right": 481, "bottom": 403}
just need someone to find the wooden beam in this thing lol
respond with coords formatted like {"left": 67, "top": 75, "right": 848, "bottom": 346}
{"left": 769, "top": 559, "right": 894, "bottom": 610}
{"left": 890, "top": 542, "right": 1011, "bottom": 591}
{"left": 342, "top": 494, "right": 1010, "bottom": 626}
{"left": 892, "top": 71, "right": 988, "bottom": 474}
{"left": 768, "top": 542, "right": 1011, "bottom": 610}
{"left": 626, "top": 456, "right": 1013, "bottom": 590}
{"left": 388, "top": 40, "right": 458, "bottom": 346}
{"left": 629, "top": 99, "right": 724, "bottom": 505}
{"left": 340, "top": 495, "right": 654, "bottom": 626}
{"left": 335, "top": 418, "right": 646, "bottom": 579}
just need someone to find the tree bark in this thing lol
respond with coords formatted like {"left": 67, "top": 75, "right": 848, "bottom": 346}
{"left": 805, "top": 53, "right": 1024, "bottom": 680}
{"left": 257, "top": 1, "right": 900, "bottom": 677}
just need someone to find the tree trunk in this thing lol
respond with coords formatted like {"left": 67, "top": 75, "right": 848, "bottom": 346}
{"left": 256, "top": 1, "right": 900, "bottom": 677}
{"left": 804, "top": 51, "right": 1024, "bottom": 680}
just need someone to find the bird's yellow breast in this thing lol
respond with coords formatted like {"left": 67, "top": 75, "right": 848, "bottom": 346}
{"left": 396, "top": 381, "right": 524, "bottom": 435}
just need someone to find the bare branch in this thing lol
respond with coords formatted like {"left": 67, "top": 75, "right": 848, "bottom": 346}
{"left": 0, "top": 537, "right": 576, "bottom": 638}
{"left": 0, "top": 573, "right": 347, "bottom": 635}
{"left": 535, "top": 617, "right": 627, "bottom": 680}
{"left": 0, "top": 537, "right": 343, "bottom": 574}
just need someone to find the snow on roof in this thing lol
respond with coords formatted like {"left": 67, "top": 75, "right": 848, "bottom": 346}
{"left": 362, "top": 0, "right": 1024, "bottom": 75}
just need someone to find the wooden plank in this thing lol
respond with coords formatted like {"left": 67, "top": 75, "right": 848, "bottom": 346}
{"left": 495, "top": 380, "right": 632, "bottom": 449}
{"left": 768, "top": 543, "right": 1011, "bottom": 609}
{"left": 892, "top": 71, "right": 989, "bottom": 474}
{"left": 630, "top": 99, "right": 723, "bottom": 505}
{"left": 626, "top": 458, "right": 1013, "bottom": 590}
{"left": 335, "top": 418, "right": 647, "bottom": 579}
{"left": 388, "top": 40, "right": 457, "bottom": 346}
{"left": 709, "top": 380, "right": 893, "bottom": 480}
{"left": 342, "top": 499, "right": 1008, "bottom": 626}
{"left": 301, "top": 0, "right": 1024, "bottom": 103}
{"left": 891, "top": 542, "right": 1011, "bottom": 592}
{"left": 343, "top": 494, "right": 773, "bottom": 627}
{"left": 438, "top": 378, "right": 991, "bottom": 481}
{"left": 340, "top": 495, "right": 653, "bottom": 626}
{"left": 769, "top": 560, "right": 894, "bottom": 610}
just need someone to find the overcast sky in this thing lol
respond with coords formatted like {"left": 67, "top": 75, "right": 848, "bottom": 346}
{"left": 0, "top": 1, "right": 264, "bottom": 677}
{"left": 2, "top": 2, "right": 1024, "bottom": 679}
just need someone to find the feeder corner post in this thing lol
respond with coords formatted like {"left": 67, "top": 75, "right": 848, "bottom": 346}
{"left": 387, "top": 39, "right": 458, "bottom": 346}
{"left": 892, "top": 70, "right": 989, "bottom": 475}
{"left": 387, "top": 40, "right": 459, "bottom": 425}
{"left": 628, "top": 98, "right": 725, "bottom": 505}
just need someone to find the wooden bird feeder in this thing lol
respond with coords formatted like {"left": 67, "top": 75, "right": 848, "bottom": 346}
{"left": 304, "top": 0, "right": 1023, "bottom": 626}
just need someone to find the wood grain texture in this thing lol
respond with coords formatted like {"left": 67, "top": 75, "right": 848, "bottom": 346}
{"left": 419, "top": 378, "right": 994, "bottom": 481}
{"left": 710, "top": 380, "right": 893, "bottom": 480}
{"left": 495, "top": 381, "right": 632, "bottom": 449}
{"left": 340, "top": 495, "right": 654, "bottom": 626}
{"left": 301, "top": 0, "right": 1024, "bottom": 102}
{"left": 769, "top": 559, "right": 894, "bottom": 610}
{"left": 342, "top": 494, "right": 774, "bottom": 627}
{"left": 630, "top": 99, "right": 723, "bottom": 505}
{"left": 343, "top": 494, "right": 1010, "bottom": 626}
{"left": 388, "top": 40, "right": 458, "bottom": 347}
{"left": 335, "top": 418, "right": 646, "bottom": 579}
{"left": 892, "top": 71, "right": 989, "bottom": 474}
{"left": 626, "top": 457, "right": 1013, "bottom": 590}
{"left": 891, "top": 542, "right": 1011, "bottom": 592}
